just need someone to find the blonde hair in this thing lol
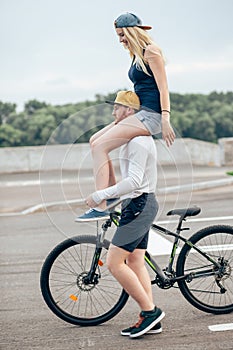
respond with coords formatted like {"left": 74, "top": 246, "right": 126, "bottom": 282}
{"left": 122, "top": 27, "right": 164, "bottom": 76}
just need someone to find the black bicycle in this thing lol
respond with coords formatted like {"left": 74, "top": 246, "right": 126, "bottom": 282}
{"left": 40, "top": 204, "right": 233, "bottom": 326}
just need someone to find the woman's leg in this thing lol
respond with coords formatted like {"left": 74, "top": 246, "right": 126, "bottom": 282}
{"left": 108, "top": 159, "right": 117, "bottom": 186}
{"left": 91, "top": 115, "right": 150, "bottom": 193}
{"left": 106, "top": 244, "right": 154, "bottom": 311}
{"left": 127, "top": 249, "right": 153, "bottom": 304}
{"left": 89, "top": 123, "right": 117, "bottom": 209}
{"left": 89, "top": 122, "right": 115, "bottom": 144}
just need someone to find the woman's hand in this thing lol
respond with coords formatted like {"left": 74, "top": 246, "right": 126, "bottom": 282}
{"left": 162, "top": 117, "right": 175, "bottom": 147}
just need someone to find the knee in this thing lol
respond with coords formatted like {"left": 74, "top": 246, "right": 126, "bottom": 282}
{"left": 106, "top": 254, "right": 123, "bottom": 276}
{"left": 89, "top": 135, "right": 95, "bottom": 147}
{"left": 89, "top": 138, "right": 105, "bottom": 154}
{"left": 106, "top": 254, "right": 115, "bottom": 273}
{"left": 106, "top": 260, "right": 115, "bottom": 276}
{"left": 127, "top": 255, "right": 141, "bottom": 271}
{"left": 89, "top": 135, "right": 100, "bottom": 150}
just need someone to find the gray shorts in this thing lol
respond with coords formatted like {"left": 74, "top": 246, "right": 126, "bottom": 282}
{"left": 111, "top": 193, "right": 159, "bottom": 252}
{"left": 134, "top": 109, "right": 161, "bottom": 135}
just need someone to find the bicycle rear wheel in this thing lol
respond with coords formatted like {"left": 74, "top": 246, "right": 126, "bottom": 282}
{"left": 40, "top": 235, "right": 128, "bottom": 326}
{"left": 176, "top": 225, "right": 233, "bottom": 314}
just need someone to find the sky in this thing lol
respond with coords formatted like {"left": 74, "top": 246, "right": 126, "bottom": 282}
{"left": 0, "top": 0, "right": 233, "bottom": 111}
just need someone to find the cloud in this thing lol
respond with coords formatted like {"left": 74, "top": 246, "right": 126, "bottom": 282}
{"left": 167, "top": 61, "right": 233, "bottom": 74}
{"left": 45, "top": 78, "right": 71, "bottom": 86}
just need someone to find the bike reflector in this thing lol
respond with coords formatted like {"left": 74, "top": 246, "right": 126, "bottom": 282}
{"left": 69, "top": 294, "right": 78, "bottom": 301}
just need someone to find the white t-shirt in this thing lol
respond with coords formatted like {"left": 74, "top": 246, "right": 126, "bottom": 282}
{"left": 92, "top": 136, "right": 157, "bottom": 205}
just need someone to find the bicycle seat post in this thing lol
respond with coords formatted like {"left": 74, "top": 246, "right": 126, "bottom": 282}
{"left": 167, "top": 215, "right": 187, "bottom": 273}
{"left": 96, "top": 218, "right": 112, "bottom": 246}
{"left": 176, "top": 215, "right": 185, "bottom": 234}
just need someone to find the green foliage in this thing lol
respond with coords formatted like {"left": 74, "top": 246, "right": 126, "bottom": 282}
{"left": 0, "top": 91, "right": 233, "bottom": 147}
{"left": 24, "top": 99, "right": 49, "bottom": 114}
{"left": 26, "top": 113, "right": 56, "bottom": 145}
{"left": 0, "top": 124, "right": 25, "bottom": 147}
{"left": 0, "top": 101, "right": 16, "bottom": 124}
{"left": 170, "top": 92, "right": 233, "bottom": 142}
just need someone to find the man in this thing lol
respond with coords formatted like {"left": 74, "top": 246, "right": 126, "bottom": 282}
{"left": 76, "top": 91, "right": 165, "bottom": 338}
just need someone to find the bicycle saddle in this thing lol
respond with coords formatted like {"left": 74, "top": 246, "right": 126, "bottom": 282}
{"left": 167, "top": 206, "right": 201, "bottom": 218}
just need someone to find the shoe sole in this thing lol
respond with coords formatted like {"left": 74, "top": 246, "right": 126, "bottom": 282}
{"left": 121, "top": 331, "right": 132, "bottom": 336}
{"left": 130, "top": 312, "right": 165, "bottom": 338}
{"left": 121, "top": 327, "right": 162, "bottom": 336}
{"left": 75, "top": 216, "right": 109, "bottom": 222}
{"left": 147, "top": 327, "right": 162, "bottom": 335}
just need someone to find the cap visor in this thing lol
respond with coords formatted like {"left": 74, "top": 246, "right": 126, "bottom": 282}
{"left": 138, "top": 25, "right": 152, "bottom": 30}
{"left": 105, "top": 100, "right": 115, "bottom": 105}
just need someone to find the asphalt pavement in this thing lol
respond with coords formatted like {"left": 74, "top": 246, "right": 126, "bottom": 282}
{"left": 1, "top": 164, "right": 233, "bottom": 350}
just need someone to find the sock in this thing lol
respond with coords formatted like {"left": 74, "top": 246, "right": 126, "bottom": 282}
{"left": 93, "top": 207, "right": 103, "bottom": 212}
{"left": 143, "top": 307, "right": 156, "bottom": 314}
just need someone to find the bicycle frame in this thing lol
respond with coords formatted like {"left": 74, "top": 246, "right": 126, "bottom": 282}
{"left": 146, "top": 223, "right": 222, "bottom": 287}
{"left": 86, "top": 215, "right": 222, "bottom": 287}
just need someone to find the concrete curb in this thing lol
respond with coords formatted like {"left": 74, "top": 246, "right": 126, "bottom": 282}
{"left": 1, "top": 177, "right": 233, "bottom": 216}
{"left": 157, "top": 177, "right": 233, "bottom": 194}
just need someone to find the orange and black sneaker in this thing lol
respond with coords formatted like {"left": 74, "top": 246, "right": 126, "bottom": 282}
{"left": 129, "top": 307, "right": 165, "bottom": 338}
{"left": 121, "top": 320, "right": 162, "bottom": 336}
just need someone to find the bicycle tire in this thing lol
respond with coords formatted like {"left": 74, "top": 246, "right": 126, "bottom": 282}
{"left": 40, "top": 235, "right": 129, "bottom": 326}
{"left": 176, "top": 225, "right": 233, "bottom": 314}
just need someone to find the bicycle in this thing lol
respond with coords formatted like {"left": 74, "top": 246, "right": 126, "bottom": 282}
{"left": 40, "top": 202, "right": 233, "bottom": 326}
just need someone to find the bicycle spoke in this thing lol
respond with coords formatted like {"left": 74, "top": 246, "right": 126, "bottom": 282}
{"left": 177, "top": 226, "right": 233, "bottom": 313}
{"left": 43, "top": 238, "right": 127, "bottom": 322}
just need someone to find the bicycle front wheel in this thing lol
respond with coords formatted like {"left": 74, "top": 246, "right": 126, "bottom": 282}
{"left": 176, "top": 225, "right": 233, "bottom": 314}
{"left": 40, "top": 235, "right": 128, "bottom": 326}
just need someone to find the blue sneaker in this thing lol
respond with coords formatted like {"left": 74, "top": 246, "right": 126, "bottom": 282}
{"left": 75, "top": 208, "right": 110, "bottom": 222}
{"left": 106, "top": 198, "right": 120, "bottom": 207}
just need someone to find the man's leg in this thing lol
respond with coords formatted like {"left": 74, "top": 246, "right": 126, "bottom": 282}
{"left": 127, "top": 249, "right": 153, "bottom": 304}
{"left": 106, "top": 244, "right": 154, "bottom": 311}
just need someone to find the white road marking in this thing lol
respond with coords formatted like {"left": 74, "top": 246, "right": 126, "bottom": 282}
{"left": 157, "top": 177, "right": 233, "bottom": 194}
{"left": 190, "top": 244, "right": 233, "bottom": 252}
{"left": 0, "top": 198, "right": 84, "bottom": 216}
{"left": 148, "top": 220, "right": 233, "bottom": 256}
{"left": 209, "top": 323, "right": 233, "bottom": 332}
{"left": 156, "top": 215, "right": 233, "bottom": 225}
{"left": 148, "top": 230, "right": 180, "bottom": 256}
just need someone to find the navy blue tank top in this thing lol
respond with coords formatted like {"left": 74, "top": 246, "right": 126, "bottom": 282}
{"left": 128, "top": 60, "right": 161, "bottom": 113}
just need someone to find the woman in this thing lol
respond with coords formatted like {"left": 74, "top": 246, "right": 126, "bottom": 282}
{"left": 78, "top": 12, "right": 175, "bottom": 220}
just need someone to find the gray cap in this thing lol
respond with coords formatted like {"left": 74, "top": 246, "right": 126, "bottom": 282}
{"left": 114, "top": 13, "right": 152, "bottom": 30}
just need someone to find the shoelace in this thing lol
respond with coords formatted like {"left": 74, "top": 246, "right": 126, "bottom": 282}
{"left": 85, "top": 208, "right": 94, "bottom": 214}
{"left": 132, "top": 315, "right": 145, "bottom": 328}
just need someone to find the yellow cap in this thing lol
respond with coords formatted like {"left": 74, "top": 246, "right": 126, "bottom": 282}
{"left": 106, "top": 90, "right": 140, "bottom": 110}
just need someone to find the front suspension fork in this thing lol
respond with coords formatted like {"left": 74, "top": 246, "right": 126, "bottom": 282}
{"left": 83, "top": 219, "right": 112, "bottom": 284}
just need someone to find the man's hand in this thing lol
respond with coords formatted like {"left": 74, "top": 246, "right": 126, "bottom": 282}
{"left": 85, "top": 194, "right": 98, "bottom": 208}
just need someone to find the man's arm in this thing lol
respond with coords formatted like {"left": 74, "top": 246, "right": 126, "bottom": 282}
{"left": 91, "top": 138, "right": 149, "bottom": 205}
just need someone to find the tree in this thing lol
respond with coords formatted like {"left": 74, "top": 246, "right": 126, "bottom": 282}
{"left": 0, "top": 101, "right": 16, "bottom": 124}
{"left": 0, "top": 124, "right": 24, "bottom": 147}
{"left": 24, "top": 100, "right": 48, "bottom": 115}
{"left": 0, "top": 91, "right": 233, "bottom": 147}
{"left": 26, "top": 113, "right": 56, "bottom": 145}
{"left": 213, "top": 105, "right": 233, "bottom": 139}
{"left": 186, "top": 113, "right": 216, "bottom": 142}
